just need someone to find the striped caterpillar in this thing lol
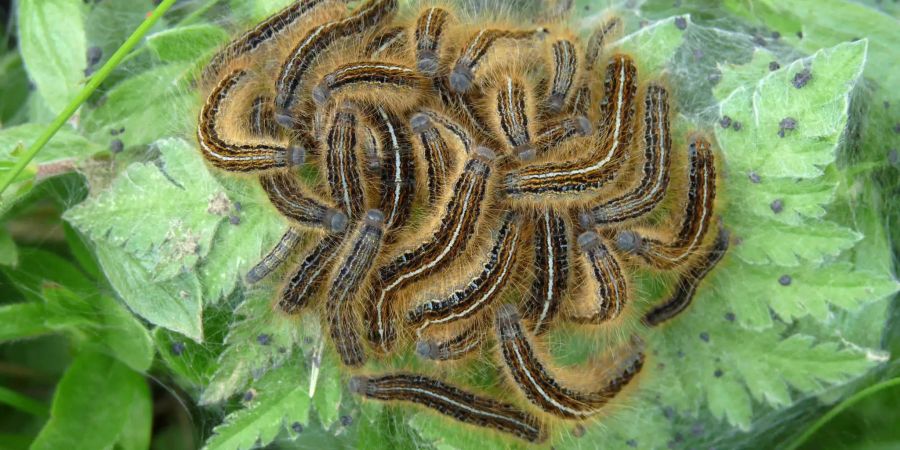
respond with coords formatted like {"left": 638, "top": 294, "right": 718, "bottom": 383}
{"left": 198, "top": 0, "right": 727, "bottom": 443}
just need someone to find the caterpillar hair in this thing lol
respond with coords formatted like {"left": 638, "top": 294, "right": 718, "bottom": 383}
{"left": 407, "top": 212, "right": 523, "bottom": 332}
{"left": 245, "top": 227, "right": 303, "bottom": 284}
{"left": 260, "top": 170, "right": 349, "bottom": 232}
{"left": 643, "top": 227, "right": 729, "bottom": 326}
{"left": 350, "top": 374, "right": 546, "bottom": 442}
{"left": 327, "top": 210, "right": 386, "bottom": 366}
{"left": 584, "top": 83, "right": 672, "bottom": 225}
{"left": 198, "top": 69, "right": 304, "bottom": 172}
{"left": 495, "top": 305, "right": 644, "bottom": 419}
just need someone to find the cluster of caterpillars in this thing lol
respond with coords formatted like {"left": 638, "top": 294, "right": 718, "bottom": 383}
{"left": 197, "top": 0, "right": 728, "bottom": 443}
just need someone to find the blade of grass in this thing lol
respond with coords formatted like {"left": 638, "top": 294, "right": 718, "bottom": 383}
{"left": 784, "top": 376, "right": 900, "bottom": 450}
{"left": 0, "top": 385, "right": 49, "bottom": 418}
{"left": 0, "top": 0, "right": 179, "bottom": 197}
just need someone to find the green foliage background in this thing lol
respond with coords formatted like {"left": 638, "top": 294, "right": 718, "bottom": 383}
{"left": 0, "top": 0, "right": 898, "bottom": 449}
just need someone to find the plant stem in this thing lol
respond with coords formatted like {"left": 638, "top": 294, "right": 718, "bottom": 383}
{"left": 784, "top": 376, "right": 900, "bottom": 450}
{"left": 0, "top": 0, "right": 179, "bottom": 197}
{"left": 0, "top": 385, "right": 49, "bottom": 418}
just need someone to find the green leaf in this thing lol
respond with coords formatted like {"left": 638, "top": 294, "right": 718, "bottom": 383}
{"left": 725, "top": 171, "right": 839, "bottom": 226}
{"left": 198, "top": 176, "right": 290, "bottom": 303}
{"left": 0, "top": 124, "right": 103, "bottom": 164}
{"left": 81, "top": 63, "right": 193, "bottom": 147}
{"left": 203, "top": 362, "right": 312, "bottom": 450}
{"left": 228, "top": 0, "right": 296, "bottom": 23}
{"left": 1, "top": 248, "right": 94, "bottom": 303}
{"left": 148, "top": 24, "right": 230, "bottom": 63}
{"left": 154, "top": 325, "right": 219, "bottom": 387}
{"left": 0, "top": 302, "right": 52, "bottom": 342}
{"left": 611, "top": 15, "right": 688, "bottom": 76}
{"left": 84, "top": 0, "right": 156, "bottom": 70}
{"left": 0, "top": 227, "right": 17, "bottom": 266}
{"left": 43, "top": 284, "right": 155, "bottom": 372}
{"left": 716, "top": 41, "right": 867, "bottom": 179}
{"left": 31, "top": 351, "right": 151, "bottom": 450}
{"left": 716, "top": 259, "right": 899, "bottom": 328}
{"left": 17, "top": 0, "right": 87, "bottom": 114}
{"left": 200, "top": 293, "right": 311, "bottom": 404}
{"left": 727, "top": 218, "right": 861, "bottom": 266}
{"left": 94, "top": 239, "right": 204, "bottom": 342}
{"left": 713, "top": 48, "right": 780, "bottom": 101}
{"left": 650, "top": 290, "right": 877, "bottom": 429}
{"left": 65, "top": 138, "right": 229, "bottom": 281}
{"left": 0, "top": 52, "right": 30, "bottom": 125}
{"left": 723, "top": 0, "right": 897, "bottom": 102}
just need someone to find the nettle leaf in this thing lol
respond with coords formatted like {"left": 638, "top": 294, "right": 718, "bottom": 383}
{"left": 17, "top": 0, "right": 86, "bottom": 114}
{"left": 198, "top": 176, "right": 290, "bottom": 303}
{"left": 312, "top": 348, "right": 343, "bottom": 428}
{"left": 649, "top": 288, "right": 877, "bottom": 430}
{"left": 154, "top": 326, "right": 220, "bottom": 388}
{"left": 82, "top": 63, "right": 194, "bottom": 147}
{"left": 147, "top": 24, "right": 230, "bottom": 63}
{"left": 715, "top": 40, "right": 867, "bottom": 179}
{"left": 727, "top": 217, "right": 861, "bottom": 267}
{"left": 725, "top": 169, "right": 838, "bottom": 226}
{"left": 713, "top": 48, "right": 779, "bottom": 101}
{"left": 94, "top": 240, "right": 204, "bottom": 341}
{"left": 200, "top": 292, "right": 314, "bottom": 405}
{"left": 31, "top": 351, "right": 151, "bottom": 450}
{"left": 716, "top": 259, "right": 900, "bottom": 329}
{"left": 65, "top": 138, "right": 229, "bottom": 281}
{"left": 204, "top": 361, "right": 312, "bottom": 450}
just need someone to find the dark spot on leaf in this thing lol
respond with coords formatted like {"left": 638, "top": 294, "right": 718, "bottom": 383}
{"left": 720, "top": 116, "right": 732, "bottom": 129}
{"left": 87, "top": 46, "right": 102, "bottom": 67}
{"left": 663, "top": 406, "right": 675, "bottom": 420}
{"left": 692, "top": 423, "right": 706, "bottom": 436}
{"left": 752, "top": 35, "right": 766, "bottom": 47}
{"left": 778, "top": 117, "right": 797, "bottom": 137}
{"left": 110, "top": 139, "right": 124, "bottom": 154}
{"left": 725, "top": 312, "right": 736, "bottom": 322}
{"left": 572, "top": 424, "right": 585, "bottom": 437}
{"left": 779, "top": 274, "right": 792, "bottom": 286}
{"left": 748, "top": 171, "right": 761, "bottom": 183}
{"left": 257, "top": 334, "right": 271, "bottom": 345}
{"left": 340, "top": 415, "right": 353, "bottom": 426}
{"left": 732, "top": 121, "right": 742, "bottom": 131}
{"left": 797, "top": 30, "right": 804, "bottom": 39}
{"left": 769, "top": 61, "right": 781, "bottom": 71}
{"left": 792, "top": 68, "right": 812, "bottom": 88}
{"left": 677, "top": 350, "right": 685, "bottom": 358}
{"left": 291, "top": 422, "right": 304, "bottom": 433}
{"left": 893, "top": 123, "right": 900, "bottom": 134}
{"left": 233, "top": 201, "right": 243, "bottom": 212}
{"left": 771, "top": 31, "right": 781, "bottom": 39}
{"left": 883, "top": 101, "right": 890, "bottom": 109}
{"left": 626, "top": 439, "right": 638, "bottom": 448}
{"left": 707, "top": 71, "right": 721, "bottom": 85}
{"left": 699, "top": 332, "right": 710, "bottom": 342}
{"left": 770, "top": 199, "right": 784, "bottom": 213}
{"left": 171, "top": 342, "right": 185, "bottom": 356}
{"left": 692, "top": 48, "right": 704, "bottom": 60}
{"left": 889, "top": 149, "right": 898, "bottom": 167}
{"left": 657, "top": 362, "right": 666, "bottom": 370}
{"left": 229, "top": 215, "right": 241, "bottom": 225}
{"left": 714, "top": 369, "right": 724, "bottom": 378}
{"left": 674, "top": 17, "right": 687, "bottom": 30}
{"left": 674, "top": 433, "right": 684, "bottom": 443}
{"left": 243, "top": 389, "right": 256, "bottom": 402}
